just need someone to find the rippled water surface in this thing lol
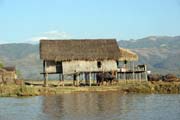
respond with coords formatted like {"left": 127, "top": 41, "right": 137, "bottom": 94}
{"left": 0, "top": 92, "right": 180, "bottom": 120}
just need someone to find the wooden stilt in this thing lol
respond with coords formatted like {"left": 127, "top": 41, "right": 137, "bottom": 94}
{"left": 44, "top": 73, "right": 48, "bottom": 87}
{"left": 62, "top": 74, "right": 64, "bottom": 86}
{"left": 145, "top": 65, "right": 148, "bottom": 81}
{"left": 139, "top": 73, "right": 141, "bottom": 82}
{"left": 132, "top": 61, "right": 135, "bottom": 80}
{"left": 59, "top": 74, "right": 61, "bottom": 81}
{"left": 73, "top": 73, "right": 76, "bottom": 86}
{"left": 89, "top": 72, "right": 91, "bottom": 86}
{"left": 85, "top": 72, "right": 88, "bottom": 85}
{"left": 58, "top": 73, "right": 63, "bottom": 86}
{"left": 124, "top": 72, "right": 126, "bottom": 84}
{"left": 77, "top": 73, "right": 80, "bottom": 86}
{"left": 83, "top": 72, "right": 85, "bottom": 85}
{"left": 94, "top": 73, "right": 97, "bottom": 84}
{"left": 116, "top": 71, "right": 118, "bottom": 82}
{"left": 43, "top": 60, "right": 48, "bottom": 87}
{"left": 93, "top": 73, "right": 95, "bottom": 84}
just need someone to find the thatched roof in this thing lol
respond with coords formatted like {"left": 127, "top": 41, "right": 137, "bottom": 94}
{"left": 40, "top": 39, "right": 120, "bottom": 61}
{"left": 119, "top": 48, "right": 138, "bottom": 61}
{"left": 0, "top": 68, "right": 6, "bottom": 73}
{"left": 3, "top": 66, "right": 16, "bottom": 71}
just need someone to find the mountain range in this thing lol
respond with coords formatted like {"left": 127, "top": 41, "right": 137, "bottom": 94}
{"left": 0, "top": 36, "right": 179, "bottom": 79}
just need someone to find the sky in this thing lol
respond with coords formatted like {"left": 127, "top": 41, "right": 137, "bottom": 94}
{"left": 0, "top": 0, "right": 180, "bottom": 44}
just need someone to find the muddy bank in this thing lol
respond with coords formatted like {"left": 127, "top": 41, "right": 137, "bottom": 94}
{"left": 0, "top": 81, "right": 180, "bottom": 97}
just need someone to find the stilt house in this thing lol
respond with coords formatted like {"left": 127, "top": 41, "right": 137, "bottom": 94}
{"left": 40, "top": 39, "right": 147, "bottom": 86}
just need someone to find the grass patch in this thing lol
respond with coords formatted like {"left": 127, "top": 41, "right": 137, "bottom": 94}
{"left": 1, "top": 80, "right": 180, "bottom": 97}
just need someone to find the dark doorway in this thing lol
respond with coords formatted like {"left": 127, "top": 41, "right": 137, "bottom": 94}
{"left": 56, "top": 62, "right": 63, "bottom": 73}
{"left": 97, "top": 61, "right": 102, "bottom": 68}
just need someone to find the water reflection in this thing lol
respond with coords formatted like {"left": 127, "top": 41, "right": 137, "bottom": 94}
{"left": 1, "top": 93, "right": 180, "bottom": 120}
{"left": 41, "top": 93, "right": 180, "bottom": 120}
{"left": 41, "top": 92, "right": 144, "bottom": 120}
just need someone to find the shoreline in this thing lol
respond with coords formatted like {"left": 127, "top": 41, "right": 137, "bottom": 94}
{"left": 1, "top": 81, "right": 180, "bottom": 97}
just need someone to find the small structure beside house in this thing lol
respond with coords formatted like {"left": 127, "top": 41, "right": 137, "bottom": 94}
{"left": 40, "top": 39, "right": 147, "bottom": 86}
{"left": 0, "top": 66, "right": 17, "bottom": 84}
{"left": 117, "top": 48, "right": 147, "bottom": 81}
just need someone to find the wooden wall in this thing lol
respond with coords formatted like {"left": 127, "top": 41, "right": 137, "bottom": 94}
{"left": 45, "top": 60, "right": 118, "bottom": 74}
{"left": 63, "top": 60, "right": 117, "bottom": 74}
{"left": 46, "top": 61, "right": 57, "bottom": 73}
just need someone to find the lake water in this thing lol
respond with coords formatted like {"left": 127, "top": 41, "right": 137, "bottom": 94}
{"left": 0, "top": 92, "right": 180, "bottom": 120}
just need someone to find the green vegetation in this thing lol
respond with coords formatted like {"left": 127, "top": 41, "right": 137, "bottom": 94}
{"left": 16, "top": 70, "right": 23, "bottom": 79}
{"left": 1, "top": 81, "right": 180, "bottom": 97}
{"left": 0, "top": 62, "right": 3, "bottom": 68}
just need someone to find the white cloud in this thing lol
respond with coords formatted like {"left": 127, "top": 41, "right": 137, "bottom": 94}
{"left": 0, "top": 40, "right": 11, "bottom": 44}
{"left": 27, "top": 37, "right": 48, "bottom": 44}
{"left": 27, "top": 30, "right": 73, "bottom": 44}
{"left": 43, "top": 30, "right": 72, "bottom": 39}
{"left": 30, "top": 37, "right": 48, "bottom": 42}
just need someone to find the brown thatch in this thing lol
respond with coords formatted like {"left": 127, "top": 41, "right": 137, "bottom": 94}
{"left": 119, "top": 48, "right": 138, "bottom": 61}
{"left": 40, "top": 39, "right": 120, "bottom": 61}
{"left": 3, "top": 66, "right": 16, "bottom": 71}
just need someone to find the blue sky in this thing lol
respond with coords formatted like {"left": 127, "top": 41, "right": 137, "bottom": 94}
{"left": 0, "top": 0, "right": 180, "bottom": 43}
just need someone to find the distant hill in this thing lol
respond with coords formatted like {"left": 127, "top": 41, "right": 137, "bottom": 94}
{"left": 0, "top": 36, "right": 179, "bottom": 79}
{"left": 118, "top": 36, "right": 180, "bottom": 76}
{"left": 0, "top": 43, "right": 41, "bottom": 79}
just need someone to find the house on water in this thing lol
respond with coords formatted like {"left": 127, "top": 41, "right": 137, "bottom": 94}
{"left": 40, "top": 39, "right": 147, "bottom": 86}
